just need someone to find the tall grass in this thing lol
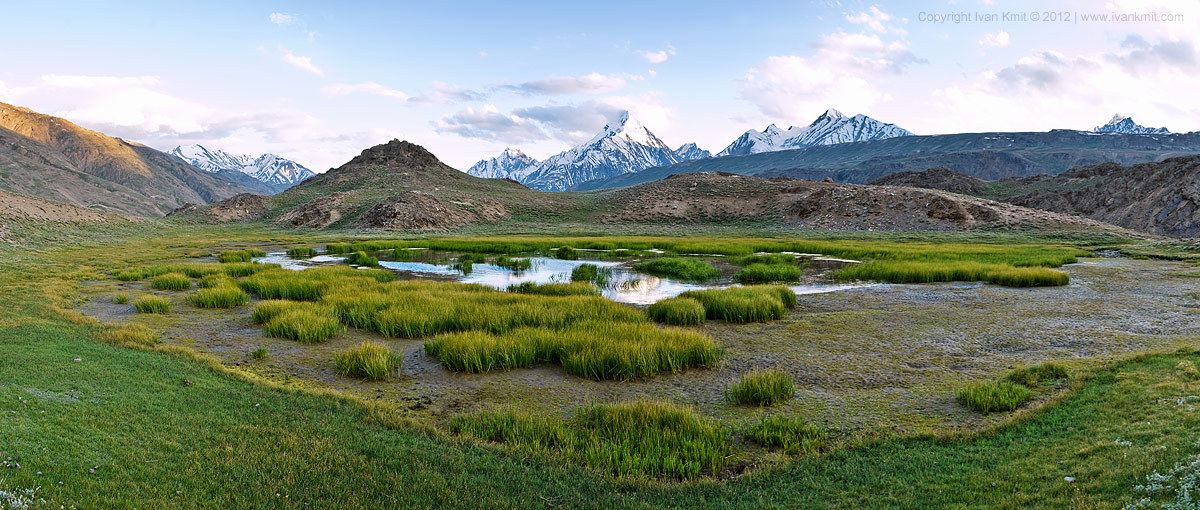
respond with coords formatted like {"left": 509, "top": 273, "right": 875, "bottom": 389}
{"left": 726, "top": 368, "right": 795, "bottom": 406}
{"left": 646, "top": 297, "right": 706, "bottom": 326}
{"left": 150, "top": 273, "right": 191, "bottom": 291}
{"left": 346, "top": 251, "right": 379, "bottom": 267}
{"left": 391, "top": 248, "right": 414, "bottom": 261}
{"left": 187, "top": 286, "right": 248, "bottom": 308}
{"left": 111, "top": 293, "right": 129, "bottom": 304}
{"left": 239, "top": 266, "right": 395, "bottom": 301}
{"left": 555, "top": 246, "right": 578, "bottom": 260}
{"left": 570, "top": 264, "right": 612, "bottom": 285}
{"left": 734, "top": 264, "right": 801, "bottom": 284}
{"left": 197, "top": 274, "right": 234, "bottom": 289}
{"left": 835, "top": 262, "right": 1070, "bottom": 287}
{"left": 287, "top": 247, "right": 318, "bottom": 258}
{"left": 326, "top": 242, "right": 353, "bottom": 254}
{"left": 450, "top": 400, "right": 730, "bottom": 479}
{"left": 335, "top": 341, "right": 401, "bottom": 381}
{"left": 633, "top": 258, "right": 720, "bottom": 281}
{"left": 678, "top": 286, "right": 796, "bottom": 323}
{"left": 217, "top": 249, "right": 265, "bottom": 263}
{"left": 263, "top": 308, "right": 342, "bottom": 343}
{"left": 957, "top": 381, "right": 1033, "bottom": 413}
{"left": 730, "top": 253, "right": 800, "bottom": 266}
{"left": 116, "top": 262, "right": 278, "bottom": 281}
{"left": 506, "top": 282, "right": 600, "bottom": 296}
{"left": 133, "top": 295, "right": 171, "bottom": 314}
{"left": 745, "top": 415, "right": 825, "bottom": 455}
{"left": 493, "top": 256, "right": 532, "bottom": 272}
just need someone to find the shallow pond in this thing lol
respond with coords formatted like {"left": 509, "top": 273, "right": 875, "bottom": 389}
{"left": 255, "top": 252, "right": 873, "bottom": 305}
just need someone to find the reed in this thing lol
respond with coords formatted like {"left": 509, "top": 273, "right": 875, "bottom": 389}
{"left": 187, "top": 286, "right": 248, "bottom": 308}
{"left": 678, "top": 286, "right": 795, "bottom": 323}
{"left": 334, "top": 341, "right": 401, "bottom": 381}
{"left": 150, "top": 273, "right": 191, "bottom": 291}
{"left": 646, "top": 297, "right": 706, "bottom": 326}
{"left": 133, "top": 295, "right": 171, "bottom": 314}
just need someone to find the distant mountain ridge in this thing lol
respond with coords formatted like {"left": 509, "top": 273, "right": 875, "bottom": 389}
{"left": 717, "top": 108, "right": 913, "bottom": 157}
{"left": 169, "top": 144, "right": 315, "bottom": 193}
{"left": 465, "top": 147, "right": 539, "bottom": 181}
{"left": 1093, "top": 114, "right": 1170, "bottom": 135}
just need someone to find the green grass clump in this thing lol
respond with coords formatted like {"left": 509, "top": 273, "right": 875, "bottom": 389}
{"left": 133, "top": 295, "right": 171, "bottom": 314}
{"left": 187, "top": 286, "right": 248, "bottom": 308}
{"left": 633, "top": 257, "right": 720, "bottom": 281}
{"left": 325, "top": 242, "right": 353, "bottom": 254}
{"left": 726, "top": 368, "right": 795, "bottom": 406}
{"left": 451, "top": 400, "right": 730, "bottom": 479}
{"left": 678, "top": 286, "right": 795, "bottom": 323}
{"left": 240, "top": 266, "right": 395, "bottom": 301}
{"left": 493, "top": 256, "right": 532, "bottom": 272}
{"left": 836, "top": 261, "right": 1070, "bottom": 288}
{"left": 958, "top": 381, "right": 1033, "bottom": 413}
{"left": 251, "top": 299, "right": 307, "bottom": 324}
{"left": 335, "top": 341, "right": 402, "bottom": 381}
{"left": 251, "top": 348, "right": 268, "bottom": 360}
{"left": 111, "top": 293, "right": 129, "bottom": 304}
{"left": 570, "top": 263, "right": 612, "bottom": 285}
{"left": 150, "top": 273, "right": 191, "bottom": 291}
{"left": 346, "top": 251, "right": 379, "bottom": 267}
{"left": 197, "top": 274, "right": 234, "bottom": 289}
{"left": 391, "top": 248, "right": 413, "bottom": 261}
{"left": 555, "top": 246, "right": 578, "bottom": 260}
{"left": 745, "top": 415, "right": 825, "bottom": 455}
{"left": 985, "top": 267, "right": 1070, "bottom": 287}
{"left": 734, "top": 263, "right": 801, "bottom": 284}
{"left": 217, "top": 250, "right": 263, "bottom": 263}
{"left": 263, "top": 308, "right": 342, "bottom": 343}
{"left": 116, "top": 262, "right": 278, "bottom": 281}
{"left": 96, "top": 323, "right": 158, "bottom": 347}
{"left": 506, "top": 281, "right": 600, "bottom": 296}
{"left": 425, "top": 321, "right": 720, "bottom": 380}
{"left": 1006, "top": 362, "right": 1069, "bottom": 388}
{"left": 287, "top": 247, "right": 318, "bottom": 258}
{"left": 730, "top": 253, "right": 800, "bottom": 266}
{"left": 646, "top": 297, "right": 705, "bottom": 326}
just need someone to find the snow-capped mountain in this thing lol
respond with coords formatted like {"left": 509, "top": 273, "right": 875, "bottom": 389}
{"left": 673, "top": 142, "right": 711, "bottom": 162}
{"left": 169, "top": 144, "right": 315, "bottom": 192}
{"left": 1092, "top": 114, "right": 1170, "bottom": 135}
{"left": 520, "top": 111, "right": 688, "bottom": 192}
{"left": 465, "top": 148, "right": 539, "bottom": 180}
{"left": 717, "top": 108, "right": 913, "bottom": 157}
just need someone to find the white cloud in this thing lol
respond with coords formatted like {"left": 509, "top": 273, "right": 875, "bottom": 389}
{"left": 321, "top": 82, "right": 410, "bottom": 101}
{"left": 510, "top": 73, "right": 627, "bottom": 95}
{"left": 281, "top": 49, "right": 323, "bottom": 76}
{"left": 269, "top": 12, "right": 295, "bottom": 25}
{"left": 436, "top": 92, "right": 673, "bottom": 146}
{"left": 845, "top": 6, "right": 891, "bottom": 33}
{"left": 638, "top": 45, "right": 677, "bottom": 64}
{"left": 980, "top": 30, "right": 1010, "bottom": 48}
{"left": 434, "top": 105, "right": 549, "bottom": 143}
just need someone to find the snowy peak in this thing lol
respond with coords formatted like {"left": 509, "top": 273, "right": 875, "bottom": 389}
{"left": 674, "top": 142, "right": 711, "bottom": 162}
{"left": 465, "top": 147, "right": 540, "bottom": 180}
{"left": 591, "top": 110, "right": 668, "bottom": 149}
{"left": 169, "top": 144, "right": 315, "bottom": 190}
{"left": 1093, "top": 114, "right": 1170, "bottom": 135}
{"left": 717, "top": 109, "right": 913, "bottom": 157}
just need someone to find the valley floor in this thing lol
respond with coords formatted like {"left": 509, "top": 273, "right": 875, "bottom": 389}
{"left": 2, "top": 224, "right": 1199, "bottom": 508}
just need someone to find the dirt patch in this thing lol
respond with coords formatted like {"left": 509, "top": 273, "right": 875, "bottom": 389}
{"left": 355, "top": 191, "right": 509, "bottom": 231}
{"left": 0, "top": 189, "right": 122, "bottom": 223}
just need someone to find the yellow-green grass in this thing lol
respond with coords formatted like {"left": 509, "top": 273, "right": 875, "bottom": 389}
{"left": 197, "top": 273, "right": 234, "bottom": 289}
{"left": 450, "top": 400, "right": 730, "bottom": 479}
{"left": 734, "top": 263, "right": 802, "bottom": 284}
{"left": 678, "top": 285, "right": 796, "bottom": 323}
{"left": 346, "top": 251, "right": 379, "bottom": 267}
{"left": 391, "top": 247, "right": 414, "bottom": 261}
{"left": 251, "top": 347, "right": 269, "bottom": 359}
{"left": 239, "top": 266, "right": 395, "bottom": 301}
{"left": 187, "top": 286, "right": 248, "bottom": 308}
{"left": 646, "top": 297, "right": 706, "bottom": 326}
{"left": 730, "top": 253, "right": 800, "bottom": 266}
{"left": 493, "top": 256, "right": 532, "bottom": 272}
{"left": 570, "top": 263, "right": 612, "bottom": 285}
{"left": 251, "top": 299, "right": 329, "bottom": 324}
{"left": 726, "top": 368, "right": 795, "bottom": 406}
{"left": 286, "top": 247, "right": 318, "bottom": 258}
{"left": 835, "top": 261, "right": 1070, "bottom": 287}
{"left": 633, "top": 257, "right": 720, "bottom": 281}
{"left": 116, "top": 262, "right": 278, "bottom": 281}
{"left": 334, "top": 341, "right": 401, "bottom": 381}
{"left": 216, "top": 249, "right": 265, "bottom": 263}
{"left": 263, "top": 308, "right": 343, "bottom": 343}
{"left": 150, "top": 272, "right": 191, "bottom": 291}
{"left": 555, "top": 246, "right": 579, "bottom": 260}
{"left": 371, "top": 290, "right": 644, "bottom": 338}
{"left": 95, "top": 323, "right": 158, "bottom": 347}
{"left": 326, "top": 242, "right": 353, "bottom": 254}
{"left": 958, "top": 381, "right": 1033, "bottom": 413}
{"left": 110, "top": 292, "right": 129, "bottom": 304}
{"left": 506, "top": 281, "right": 600, "bottom": 296}
{"left": 1006, "top": 362, "right": 1069, "bottom": 388}
{"left": 745, "top": 415, "right": 825, "bottom": 455}
{"left": 133, "top": 295, "right": 171, "bottom": 314}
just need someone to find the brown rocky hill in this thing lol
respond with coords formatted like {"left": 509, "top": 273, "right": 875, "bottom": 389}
{"left": 866, "top": 157, "right": 1200, "bottom": 236}
{"left": 870, "top": 167, "right": 987, "bottom": 195}
{"left": 0, "top": 101, "right": 258, "bottom": 217}
{"left": 0, "top": 188, "right": 129, "bottom": 243}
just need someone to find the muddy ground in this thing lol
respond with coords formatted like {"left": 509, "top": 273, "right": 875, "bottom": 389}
{"left": 77, "top": 257, "right": 1200, "bottom": 433}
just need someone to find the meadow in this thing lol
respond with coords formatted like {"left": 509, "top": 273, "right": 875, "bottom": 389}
{"left": 4, "top": 224, "right": 1200, "bottom": 507}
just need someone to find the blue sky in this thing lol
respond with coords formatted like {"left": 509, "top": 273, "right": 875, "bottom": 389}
{"left": 2, "top": 0, "right": 1197, "bottom": 170}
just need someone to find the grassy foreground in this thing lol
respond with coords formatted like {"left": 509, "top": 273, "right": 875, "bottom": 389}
{"left": 2, "top": 225, "right": 1199, "bottom": 507}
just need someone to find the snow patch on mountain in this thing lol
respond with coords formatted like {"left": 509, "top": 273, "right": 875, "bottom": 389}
{"left": 673, "top": 142, "right": 711, "bottom": 162}
{"left": 465, "top": 147, "right": 539, "bottom": 180}
{"left": 717, "top": 108, "right": 913, "bottom": 157}
{"left": 1092, "top": 114, "right": 1170, "bottom": 135}
{"left": 169, "top": 145, "right": 315, "bottom": 189}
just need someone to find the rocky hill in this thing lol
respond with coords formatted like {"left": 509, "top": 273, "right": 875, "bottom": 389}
{"left": 0, "top": 101, "right": 257, "bottom": 216}
{"left": 870, "top": 168, "right": 987, "bottom": 195}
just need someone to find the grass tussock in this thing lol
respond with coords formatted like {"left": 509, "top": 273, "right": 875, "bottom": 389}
{"left": 1006, "top": 362, "right": 1069, "bottom": 388}
{"left": 734, "top": 263, "right": 801, "bottom": 284}
{"left": 745, "top": 415, "right": 825, "bottom": 455}
{"left": 325, "top": 242, "right": 353, "bottom": 254}
{"left": 555, "top": 246, "right": 578, "bottom": 260}
{"left": 493, "top": 256, "right": 532, "bottom": 272}
{"left": 263, "top": 308, "right": 343, "bottom": 343}
{"left": 96, "top": 323, "right": 158, "bottom": 347}
{"left": 506, "top": 281, "right": 600, "bottom": 296}
{"left": 726, "top": 368, "right": 795, "bottom": 406}
{"left": 633, "top": 257, "right": 720, "bottom": 281}
{"left": 197, "top": 274, "right": 234, "bottom": 289}
{"left": 116, "top": 262, "right": 279, "bottom": 281}
{"left": 958, "top": 381, "right": 1033, "bottom": 413}
{"left": 251, "top": 347, "right": 268, "bottom": 360}
{"left": 239, "top": 266, "right": 395, "bottom": 301}
{"left": 450, "top": 400, "right": 730, "bottom": 479}
{"left": 187, "top": 286, "right": 248, "bottom": 308}
{"left": 335, "top": 341, "right": 402, "bottom": 381}
{"left": 287, "top": 247, "right": 318, "bottom": 258}
{"left": 678, "top": 285, "right": 796, "bottom": 323}
{"left": 150, "top": 273, "right": 191, "bottom": 291}
{"left": 391, "top": 248, "right": 413, "bottom": 261}
{"left": 346, "top": 251, "right": 379, "bottom": 267}
{"left": 133, "top": 295, "right": 171, "bottom": 314}
{"left": 217, "top": 249, "right": 265, "bottom": 263}
{"left": 570, "top": 264, "right": 612, "bottom": 285}
{"left": 111, "top": 293, "right": 129, "bottom": 304}
{"left": 730, "top": 253, "right": 800, "bottom": 266}
{"left": 835, "top": 261, "right": 1070, "bottom": 288}
{"left": 646, "top": 297, "right": 706, "bottom": 326}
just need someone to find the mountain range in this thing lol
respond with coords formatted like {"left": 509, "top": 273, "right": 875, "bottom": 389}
{"left": 1092, "top": 114, "right": 1170, "bottom": 135}
{"left": 716, "top": 108, "right": 914, "bottom": 156}
{"left": 169, "top": 144, "right": 315, "bottom": 194}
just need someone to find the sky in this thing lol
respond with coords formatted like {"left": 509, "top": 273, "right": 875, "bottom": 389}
{"left": 1, "top": 0, "right": 1198, "bottom": 171}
